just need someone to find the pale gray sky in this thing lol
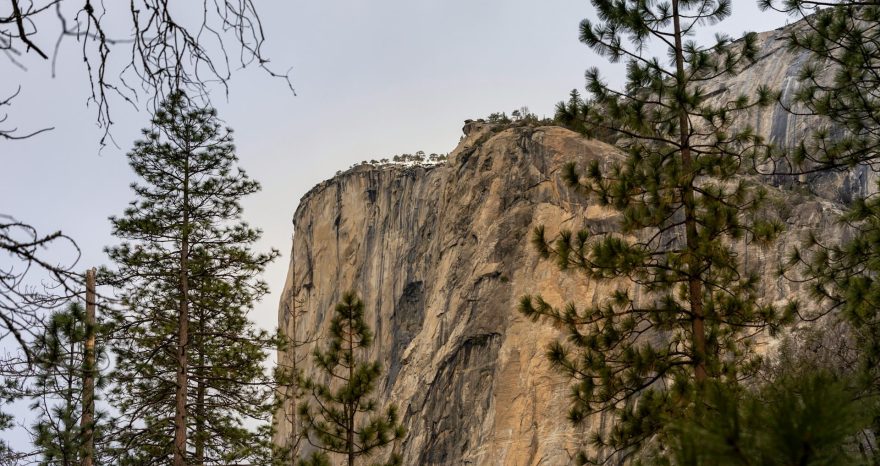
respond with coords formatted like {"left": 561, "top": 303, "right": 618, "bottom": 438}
{"left": 1, "top": 6, "right": 791, "bottom": 446}
{"left": 0, "top": 0, "right": 791, "bottom": 451}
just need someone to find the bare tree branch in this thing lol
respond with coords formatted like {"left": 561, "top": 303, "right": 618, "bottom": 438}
{"left": 2, "top": 0, "right": 294, "bottom": 145}
{"left": 0, "top": 87, "right": 53, "bottom": 140}
{"left": 0, "top": 214, "right": 83, "bottom": 363}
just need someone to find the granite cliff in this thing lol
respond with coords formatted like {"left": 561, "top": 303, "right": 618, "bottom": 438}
{"left": 275, "top": 22, "right": 865, "bottom": 465}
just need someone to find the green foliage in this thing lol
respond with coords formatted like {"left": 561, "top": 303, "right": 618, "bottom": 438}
{"left": 348, "top": 151, "right": 447, "bottom": 171}
{"left": 487, "top": 106, "right": 550, "bottom": 127}
{"left": 486, "top": 112, "right": 512, "bottom": 125}
{"left": 788, "top": 183, "right": 880, "bottom": 446}
{"left": 388, "top": 151, "right": 447, "bottom": 164}
{"left": 662, "top": 372, "right": 870, "bottom": 466}
{"left": 520, "top": 1, "right": 793, "bottom": 462}
{"left": 297, "top": 292, "right": 404, "bottom": 466}
{"left": 297, "top": 451, "right": 332, "bottom": 466}
{"left": 554, "top": 89, "right": 615, "bottom": 143}
{"left": 29, "top": 303, "right": 109, "bottom": 466}
{"left": 104, "top": 92, "right": 281, "bottom": 465}
{"left": 760, "top": 1, "right": 880, "bottom": 170}
{"left": 762, "top": 0, "right": 880, "bottom": 451}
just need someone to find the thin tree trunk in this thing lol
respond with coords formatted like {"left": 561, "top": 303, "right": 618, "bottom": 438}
{"left": 68, "top": 316, "right": 77, "bottom": 466}
{"left": 288, "top": 291, "right": 298, "bottom": 463}
{"left": 81, "top": 267, "right": 96, "bottom": 466}
{"left": 347, "top": 321, "right": 355, "bottom": 466}
{"left": 173, "top": 155, "right": 192, "bottom": 466}
{"left": 672, "top": 0, "right": 708, "bottom": 383}
{"left": 195, "top": 308, "right": 206, "bottom": 466}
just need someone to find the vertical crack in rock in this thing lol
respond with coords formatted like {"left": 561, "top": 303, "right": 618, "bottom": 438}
{"left": 413, "top": 333, "right": 502, "bottom": 466}
{"left": 388, "top": 281, "right": 425, "bottom": 390}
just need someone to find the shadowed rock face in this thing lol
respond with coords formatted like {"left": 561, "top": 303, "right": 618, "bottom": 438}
{"left": 275, "top": 21, "right": 862, "bottom": 466}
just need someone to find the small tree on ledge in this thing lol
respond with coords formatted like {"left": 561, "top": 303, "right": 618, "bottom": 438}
{"left": 297, "top": 292, "right": 404, "bottom": 466}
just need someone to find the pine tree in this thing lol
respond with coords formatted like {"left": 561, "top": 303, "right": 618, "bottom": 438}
{"left": 29, "top": 303, "right": 108, "bottom": 466}
{"left": 787, "top": 187, "right": 880, "bottom": 449}
{"left": 761, "top": 0, "right": 880, "bottom": 448}
{"left": 554, "top": 89, "right": 615, "bottom": 143}
{"left": 297, "top": 292, "right": 404, "bottom": 466}
{"left": 519, "top": 1, "right": 793, "bottom": 462}
{"left": 105, "top": 92, "right": 280, "bottom": 465}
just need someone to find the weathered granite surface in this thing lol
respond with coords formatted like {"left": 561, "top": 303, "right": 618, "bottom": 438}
{"left": 275, "top": 20, "right": 862, "bottom": 466}
{"left": 711, "top": 20, "right": 878, "bottom": 200}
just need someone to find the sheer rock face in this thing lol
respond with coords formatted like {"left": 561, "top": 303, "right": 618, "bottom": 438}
{"left": 712, "top": 21, "right": 879, "bottom": 201}
{"left": 275, "top": 22, "right": 859, "bottom": 466}
{"left": 276, "top": 125, "right": 845, "bottom": 464}
{"left": 277, "top": 125, "right": 622, "bottom": 465}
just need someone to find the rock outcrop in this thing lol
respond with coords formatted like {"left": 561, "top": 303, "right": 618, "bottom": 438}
{"left": 275, "top": 19, "right": 861, "bottom": 466}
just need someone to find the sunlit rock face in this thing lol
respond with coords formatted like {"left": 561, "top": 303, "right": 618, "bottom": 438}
{"left": 275, "top": 20, "right": 860, "bottom": 466}
{"left": 275, "top": 124, "right": 621, "bottom": 465}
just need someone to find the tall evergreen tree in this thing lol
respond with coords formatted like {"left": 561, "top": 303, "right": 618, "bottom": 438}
{"left": 105, "top": 92, "right": 280, "bottom": 465}
{"left": 519, "top": 1, "right": 793, "bottom": 462}
{"left": 762, "top": 0, "right": 880, "bottom": 448}
{"left": 29, "top": 303, "right": 108, "bottom": 466}
{"left": 297, "top": 292, "right": 404, "bottom": 466}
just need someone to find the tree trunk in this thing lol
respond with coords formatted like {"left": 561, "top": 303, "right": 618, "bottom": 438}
{"left": 347, "top": 322, "right": 355, "bottom": 466}
{"left": 672, "top": 0, "right": 708, "bottom": 383}
{"left": 288, "top": 292, "right": 299, "bottom": 463}
{"left": 81, "top": 267, "right": 96, "bottom": 466}
{"left": 195, "top": 309, "right": 206, "bottom": 466}
{"left": 67, "top": 316, "right": 76, "bottom": 466}
{"left": 173, "top": 155, "right": 192, "bottom": 466}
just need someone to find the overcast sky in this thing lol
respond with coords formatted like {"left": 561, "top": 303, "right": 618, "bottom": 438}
{"left": 1, "top": 1, "right": 790, "bottom": 350}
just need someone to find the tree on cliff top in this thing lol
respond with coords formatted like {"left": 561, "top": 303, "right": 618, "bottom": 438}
{"left": 105, "top": 92, "right": 280, "bottom": 465}
{"left": 297, "top": 292, "right": 404, "bottom": 466}
{"left": 520, "top": 1, "right": 794, "bottom": 463}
